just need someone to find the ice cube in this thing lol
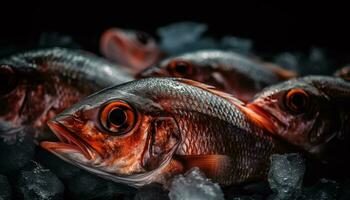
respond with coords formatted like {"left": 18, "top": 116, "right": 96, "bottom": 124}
{"left": 300, "top": 179, "right": 339, "bottom": 200}
{"left": 35, "top": 148, "right": 81, "bottom": 181}
{"left": 273, "top": 52, "right": 301, "bottom": 73}
{"left": 13, "top": 161, "right": 64, "bottom": 200}
{"left": 268, "top": 153, "right": 305, "bottom": 200}
{"left": 0, "top": 125, "right": 35, "bottom": 173}
{"left": 220, "top": 36, "right": 253, "bottom": 55}
{"left": 168, "top": 167, "right": 224, "bottom": 200}
{"left": 0, "top": 174, "right": 12, "bottom": 200}
{"left": 66, "top": 170, "right": 135, "bottom": 200}
{"left": 134, "top": 183, "right": 169, "bottom": 200}
{"left": 157, "top": 22, "right": 208, "bottom": 54}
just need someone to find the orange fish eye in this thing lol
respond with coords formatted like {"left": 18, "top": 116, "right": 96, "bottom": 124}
{"left": 99, "top": 100, "right": 137, "bottom": 135}
{"left": 167, "top": 60, "right": 195, "bottom": 77}
{"left": 284, "top": 88, "right": 310, "bottom": 114}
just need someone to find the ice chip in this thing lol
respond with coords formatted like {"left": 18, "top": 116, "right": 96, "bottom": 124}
{"left": 168, "top": 167, "right": 224, "bottom": 200}
{"left": 0, "top": 125, "right": 35, "bottom": 173}
{"left": 13, "top": 161, "right": 64, "bottom": 200}
{"left": 268, "top": 153, "right": 305, "bottom": 200}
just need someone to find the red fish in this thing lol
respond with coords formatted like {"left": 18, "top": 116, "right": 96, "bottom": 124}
{"left": 246, "top": 76, "right": 350, "bottom": 160}
{"left": 100, "top": 28, "right": 162, "bottom": 74}
{"left": 138, "top": 50, "right": 297, "bottom": 102}
{"left": 41, "top": 78, "right": 289, "bottom": 187}
{"left": 0, "top": 48, "right": 132, "bottom": 141}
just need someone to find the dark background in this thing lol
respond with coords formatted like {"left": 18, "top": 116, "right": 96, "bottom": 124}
{"left": 0, "top": 2, "right": 349, "bottom": 63}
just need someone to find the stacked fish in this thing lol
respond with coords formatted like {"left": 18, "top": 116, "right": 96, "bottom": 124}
{"left": 0, "top": 22, "right": 349, "bottom": 200}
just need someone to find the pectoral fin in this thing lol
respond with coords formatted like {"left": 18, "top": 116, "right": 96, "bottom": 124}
{"left": 175, "top": 154, "right": 232, "bottom": 179}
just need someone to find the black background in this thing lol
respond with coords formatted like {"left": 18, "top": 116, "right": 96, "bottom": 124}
{"left": 0, "top": 2, "right": 349, "bottom": 62}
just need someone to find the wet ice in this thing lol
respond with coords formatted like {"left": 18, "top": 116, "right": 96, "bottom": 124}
{"left": 168, "top": 167, "right": 224, "bottom": 200}
{"left": 13, "top": 161, "right": 64, "bottom": 200}
{"left": 268, "top": 153, "right": 305, "bottom": 200}
{"left": 0, "top": 124, "right": 35, "bottom": 173}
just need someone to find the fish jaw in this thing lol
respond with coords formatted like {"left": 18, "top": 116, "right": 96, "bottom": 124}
{"left": 41, "top": 120, "right": 98, "bottom": 162}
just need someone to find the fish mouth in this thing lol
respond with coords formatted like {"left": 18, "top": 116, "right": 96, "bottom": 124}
{"left": 246, "top": 103, "right": 286, "bottom": 134}
{"left": 41, "top": 120, "right": 95, "bottom": 160}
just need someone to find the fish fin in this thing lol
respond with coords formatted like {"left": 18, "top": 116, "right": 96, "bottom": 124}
{"left": 176, "top": 78, "right": 276, "bottom": 133}
{"left": 175, "top": 154, "right": 232, "bottom": 179}
{"left": 262, "top": 62, "right": 299, "bottom": 80}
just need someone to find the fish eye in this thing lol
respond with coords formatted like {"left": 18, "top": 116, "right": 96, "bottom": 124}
{"left": 167, "top": 60, "right": 195, "bottom": 77}
{"left": 99, "top": 100, "right": 137, "bottom": 135}
{"left": 284, "top": 88, "right": 310, "bottom": 114}
{"left": 135, "top": 32, "right": 150, "bottom": 45}
{"left": 0, "top": 64, "right": 18, "bottom": 96}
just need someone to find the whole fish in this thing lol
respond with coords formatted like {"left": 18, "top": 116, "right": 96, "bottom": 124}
{"left": 246, "top": 76, "right": 350, "bottom": 160}
{"left": 334, "top": 66, "right": 350, "bottom": 81}
{"left": 0, "top": 48, "right": 133, "bottom": 141}
{"left": 41, "top": 78, "right": 289, "bottom": 188}
{"left": 100, "top": 28, "right": 161, "bottom": 74}
{"left": 138, "top": 50, "right": 297, "bottom": 102}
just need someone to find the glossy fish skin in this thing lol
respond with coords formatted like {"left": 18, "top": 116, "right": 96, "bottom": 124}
{"left": 247, "top": 76, "right": 350, "bottom": 160}
{"left": 138, "top": 50, "right": 297, "bottom": 102}
{"left": 0, "top": 48, "right": 133, "bottom": 141}
{"left": 41, "top": 78, "right": 287, "bottom": 188}
{"left": 100, "top": 28, "right": 161, "bottom": 74}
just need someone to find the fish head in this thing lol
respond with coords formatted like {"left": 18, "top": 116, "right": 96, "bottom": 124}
{"left": 247, "top": 79, "right": 339, "bottom": 156}
{"left": 138, "top": 51, "right": 228, "bottom": 90}
{"left": 41, "top": 81, "right": 181, "bottom": 187}
{"left": 100, "top": 28, "right": 160, "bottom": 72}
{"left": 334, "top": 66, "right": 350, "bottom": 81}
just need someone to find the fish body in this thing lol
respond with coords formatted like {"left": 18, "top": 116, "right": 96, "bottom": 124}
{"left": 100, "top": 28, "right": 161, "bottom": 74}
{"left": 41, "top": 78, "right": 287, "bottom": 187}
{"left": 247, "top": 76, "right": 350, "bottom": 160}
{"left": 0, "top": 48, "right": 133, "bottom": 141}
{"left": 138, "top": 50, "right": 297, "bottom": 102}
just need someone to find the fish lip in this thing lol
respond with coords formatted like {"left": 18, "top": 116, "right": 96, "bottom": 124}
{"left": 41, "top": 120, "right": 94, "bottom": 160}
{"left": 246, "top": 103, "right": 287, "bottom": 134}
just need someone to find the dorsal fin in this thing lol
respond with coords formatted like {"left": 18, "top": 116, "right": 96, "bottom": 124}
{"left": 176, "top": 78, "right": 277, "bottom": 133}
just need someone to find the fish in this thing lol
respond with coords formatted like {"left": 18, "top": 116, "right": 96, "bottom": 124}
{"left": 0, "top": 47, "right": 133, "bottom": 142}
{"left": 41, "top": 77, "right": 290, "bottom": 188}
{"left": 138, "top": 50, "right": 297, "bottom": 102}
{"left": 100, "top": 28, "right": 162, "bottom": 74}
{"left": 334, "top": 66, "right": 350, "bottom": 81}
{"left": 246, "top": 76, "right": 350, "bottom": 160}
